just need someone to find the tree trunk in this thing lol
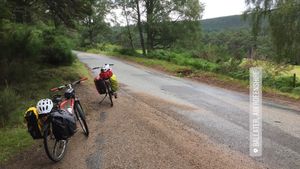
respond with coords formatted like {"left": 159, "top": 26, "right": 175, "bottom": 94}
{"left": 135, "top": 0, "right": 146, "bottom": 56}
{"left": 123, "top": 3, "right": 134, "bottom": 50}
{"left": 145, "top": 0, "right": 154, "bottom": 52}
{"left": 88, "top": 16, "right": 93, "bottom": 44}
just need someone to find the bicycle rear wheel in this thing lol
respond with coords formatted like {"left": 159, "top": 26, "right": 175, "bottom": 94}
{"left": 43, "top": 123, "right": 67, "bottom": 162}
{"left": 75, "top": 101, "right": 89, "bottom": 136}
{"left": 106, "top": 83, "right": 113, "bottom": 107}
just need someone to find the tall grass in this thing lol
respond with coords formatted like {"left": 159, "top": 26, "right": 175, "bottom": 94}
{"left": 0, "top": 87, "right": 20, "bottom": 127}
{"left": 86, "top": 43, "right": 300, "bottom": 97}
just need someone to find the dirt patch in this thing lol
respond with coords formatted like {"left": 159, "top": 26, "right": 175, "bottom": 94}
{"left": 2, "top": 82, "right": 267, "bottom": 169}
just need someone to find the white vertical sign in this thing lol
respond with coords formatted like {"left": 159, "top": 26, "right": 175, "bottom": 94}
{"left": 250, "top": 67, "right": 262, "bottom": 157}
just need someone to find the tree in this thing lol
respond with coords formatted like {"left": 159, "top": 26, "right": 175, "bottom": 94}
{"left": 144, "top": 0, "right": 203, "bottom": 51}
{"left": 114, "top": 0, "right": 135, "bottom": 50}
{"left": 45, "top": 0, "right": 92, "bottom": 27}
{"left": 80, "top": 0, "right": 111, "bottom": 45}
{"left": 135, "top": 0, "right": 146, "bottom": 55}
{"left": 245, "top": 0, "right": 300, "bottom": 64}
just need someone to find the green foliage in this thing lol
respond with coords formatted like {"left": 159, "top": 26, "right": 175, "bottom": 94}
{"left": 96, "top": 43, "right": 120, "bottom": 52}
{"left": 218, "top": 59, "right": 249, "bottom": 80}
{"left": 292, "top": 87, "right": 300, "bottom": 95}
{"left": 41, "top": 35, "right": 75, "bottom": 66}
{"left": 279, "top": 86, "right": 294, "bottom": 93}
{"left": 245, "top": 0, "right": 300, "bottom": 64}
{"left": 0, "top": 128, "right": 33, "bottom": 162}
{"left": 263, "top": 76, "right": 295, "bottom": 92}
{"left": 0, "top": 87, "right": 20, "bottom": 127}
{"left": 117, "top": 48, "right": 139, "bottom": 56}
{"left": 147, "top": 49, "right": 219, "bottom": 72}
{"left": 201, "top": 15, "right": 250, "bottom": 32}
{"left": 0, "top": 22, "right": 43, "bottom": 62}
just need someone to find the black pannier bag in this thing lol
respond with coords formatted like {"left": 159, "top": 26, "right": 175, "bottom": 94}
{"left": 51, "top": 110, "right": 77, "bottom": 140}
{"left": 94, "top": 78, "right": 106, "bottom": 94}
{"left": 24, "top": 108, "right": 43, "bottom": 139}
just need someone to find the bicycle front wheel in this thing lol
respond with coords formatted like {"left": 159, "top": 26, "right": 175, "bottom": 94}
{"left": 43, "top": 123, "right": 67, "bottom": 162}
{"left": 75, "top": 102, "right": 89, "bottom": 136}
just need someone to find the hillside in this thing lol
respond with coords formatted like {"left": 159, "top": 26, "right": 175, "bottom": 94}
{"left": 200, "top": 15, "right": 250, "bottom": 32}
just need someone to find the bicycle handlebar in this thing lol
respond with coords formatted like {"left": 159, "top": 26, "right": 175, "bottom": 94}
{"left": 92, "top": 64, "right": 114, "bottom": 70}
{"left": 50, "top": 77, "right": 88, "bottom": 92}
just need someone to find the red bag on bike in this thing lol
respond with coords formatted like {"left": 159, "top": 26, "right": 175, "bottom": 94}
{"left": 99, "top": 69, "right": 113, "bottom": 80}
{"left": 94, "top": 77, "right": 106, "bottom": 94}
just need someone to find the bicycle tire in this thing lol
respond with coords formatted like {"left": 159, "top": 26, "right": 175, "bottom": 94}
{"left": 75, "top": 102, "right": 89, "bottom": 136}
{"left": 43, "top": 123, "right": 67, "bottom": 162}
{"left": 107, "top": 82, "right": 113, "bottom": 107}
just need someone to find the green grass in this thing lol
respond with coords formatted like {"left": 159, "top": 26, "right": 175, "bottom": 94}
{"left": 291, "top": 66, "right": 300, "bottom": 77}
{"left": 0, "top": 128, "right": 33, "bottom": 162}
{"left": 86, "top": 48, "right": 300, "bottom": 100}
{"left": 0, "top": 59, "right": 91, "bottom": 164}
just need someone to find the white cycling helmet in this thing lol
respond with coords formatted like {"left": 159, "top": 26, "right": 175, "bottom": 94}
{"left": 101, "top": 64, "right": 110, "bottom": 72}
{"left": 36, "top": 99, "right": 53, "bottom": 114}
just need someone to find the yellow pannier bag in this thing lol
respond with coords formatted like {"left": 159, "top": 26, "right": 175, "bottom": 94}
{"left": 24, "top": 107, "right": 43, "bottom": 139}
{"left": 110, "top": 74, "right": 119, "bottom": 92}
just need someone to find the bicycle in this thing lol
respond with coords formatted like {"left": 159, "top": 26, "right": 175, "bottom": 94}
{"left": 92, "top": 64, "right": 116, "bottom": 107}
{"left": 42, "top": 77, "right": 89, "bottom": 162}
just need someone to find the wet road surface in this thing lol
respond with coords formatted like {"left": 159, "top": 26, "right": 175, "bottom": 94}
{"left": 77, "top": 51, "right": 300, "bottom": 169}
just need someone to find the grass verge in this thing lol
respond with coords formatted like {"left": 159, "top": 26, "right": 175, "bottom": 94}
{"left": 0, "top": 58, "right": 91, "bottom": 163}
{"left": 86, "top": 50, "right": 300, "bottom": 100}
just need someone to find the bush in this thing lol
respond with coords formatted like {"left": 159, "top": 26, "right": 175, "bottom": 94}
{"left": 42, "top": 35, "right": 75, "bottom": 66}
{"left": 147, "top": 50, "right": 174, "bottom": 61}
{"left": 100, "top": 43, "right": 120, "bottom": 52}
{"left": 228, "top": 69, "right": 250, "bottom": 80}
{"left": 0, "top": 87, "right": 19, "bottom": 127}
{"left": 185, "top": 58, "right": 219, "bottom": 72}
{"left": 118, "top": 48, "right": 139, "bottom": 56}
{"left": 0, "top": 22, "right": 43, "bottom": 62}
{"left": 263, "top": 75, "right": 296, "bottom": 92}
{"left": 279, "top": 87, "right": 294, "bottom": 93}
{"left": 147, "top": 50, "right": 220, "bottom": 72}
{"left": 292, "top": 87, "right": 300, "bottom": 95}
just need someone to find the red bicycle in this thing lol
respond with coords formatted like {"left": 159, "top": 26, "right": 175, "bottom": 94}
{"left": 42, "top": 77, "right": 89, "bottom": 161}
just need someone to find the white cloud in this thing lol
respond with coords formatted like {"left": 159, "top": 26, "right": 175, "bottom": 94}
{"left": 201, "top": 0, "right": 247, "bottom": 19}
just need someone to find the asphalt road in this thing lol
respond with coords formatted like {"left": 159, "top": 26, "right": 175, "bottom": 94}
{"left": 77, "top": 51, "right": 300, "bottom": 169}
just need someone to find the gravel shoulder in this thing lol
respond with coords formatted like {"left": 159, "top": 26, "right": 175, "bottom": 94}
{"left": 2, "top": 82, "right": 266, "bottom": 169}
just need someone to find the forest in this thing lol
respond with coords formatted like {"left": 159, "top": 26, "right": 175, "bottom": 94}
{"left": 0, "top": 0, "right": 300, "bottom": 162}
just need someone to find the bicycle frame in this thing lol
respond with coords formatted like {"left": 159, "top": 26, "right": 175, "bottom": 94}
{"left": 59, "top": 98, "right": 75, "bottom": 113}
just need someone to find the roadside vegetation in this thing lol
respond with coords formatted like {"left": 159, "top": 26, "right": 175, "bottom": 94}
{"left": 1, "top": 0, "right": 300, "bottom": 163}
{"left": 79, "top": 0, "right": 300, "bottom": 100}
{"left": 0, "top": 1, "right": 91, "bottom": 163}
{"left": 85, "top": 43, "right": 300, "bottom": 99}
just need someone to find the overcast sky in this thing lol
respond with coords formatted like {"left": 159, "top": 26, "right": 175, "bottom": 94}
{"left": 201, "top": 0, "right": 247, "bottom": 19}
{"left": 106, "top": 0, "right": 248, "bottom": 26}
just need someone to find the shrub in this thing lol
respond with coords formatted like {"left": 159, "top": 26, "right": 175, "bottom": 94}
{"left": 263, "top": 75, "right": 296, "bottom": 92}
{"left": 118, "top": 48, "right": 139, "bottom": 56}
{"left": 0, "top": 87, "right": 19, "bottom": 127}
{"left": 186, "top": 58, "right": 219, "bottom": 72}
{"left": 228, "top": 69, "right": 250, "bottom": 80}
{"left": 292, "top": 87, "right": 300, "bottom": 95}
{"left": 148, "top": 50, "right": 173, "bottom": 61}
{"left": 92, "top": 43, "right": 120, "bottom": 52}
{"left": 279, "top": 87, "right": 294, "bottom": 93}
{"left": 0, "top": 23, "right": 43, "bottom": 62}
{"left": 41, "top": 35, "right": 75, "bottom": 66}
{"left": 273, "top": 76, "right": 295, "bottom": 89}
